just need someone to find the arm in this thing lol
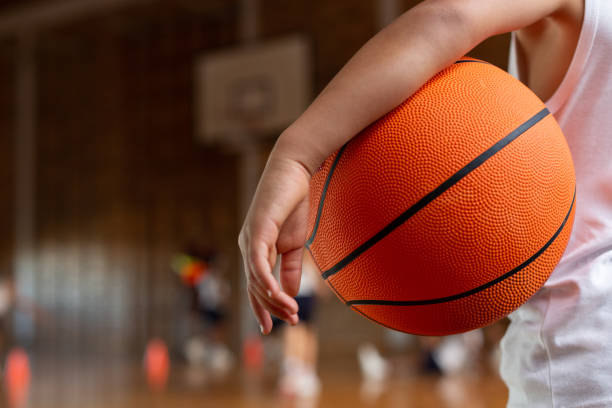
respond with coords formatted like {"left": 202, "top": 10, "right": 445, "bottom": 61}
{"left": 239, "top": 0, "right": 572, "bottom": 334}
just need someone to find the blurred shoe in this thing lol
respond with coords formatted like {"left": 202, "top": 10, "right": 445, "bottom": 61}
{"left": 357, "top": 343, "right": 390, "bottom": 383}
{"left": 278, "top": 357, "right": 299, "bottom": 396}
{"left": 294, "top": 369, "right": 321, "bottom": 399}
{"left": 434, "top": 336, "right": 466, "bottom": 375}
{"left": 279, "top": 359, "right": 321, "bottom": 399}
{"left": 435, "top": 330, "right": 484, "bottom": 375}
{"left": 184, "top": 337, "right": 208, "bottom": 366}
{"left": 209, "top": 344, "right": 234, "bottom": 378}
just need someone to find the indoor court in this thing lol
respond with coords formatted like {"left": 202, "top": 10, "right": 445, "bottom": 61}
{"left": 17, "top": 359, "right": 508, "bottom": 408}
{"left": 0, "top": 0, "right": 518, "bottom": 407}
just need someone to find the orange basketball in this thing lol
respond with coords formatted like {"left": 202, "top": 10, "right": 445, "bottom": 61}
{"left": 306, "top": 58, "right": 576, "bottom": 335}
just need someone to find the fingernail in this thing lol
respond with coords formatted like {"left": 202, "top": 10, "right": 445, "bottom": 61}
{"left": 266, "top": 290, "right": 272, "bottom": 298}
{"left": 259, "top": 324, "right": 264, "bottom": 334}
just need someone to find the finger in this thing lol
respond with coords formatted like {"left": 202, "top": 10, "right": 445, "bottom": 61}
{"left": 248, "top": 292, "right": 273, "bottom": 335}
{"left": 256, "top": 293, "right": 298, "bottom": 324}
{"left": 262, "top": 282, "right": 299, "bottom": 314}
{"left": 240, "top": 228, "right": 276, "bottom": 291}
{"left": 243, "top": 253, "right": 284, "bottom": 329}
{"left": 242, "top": 239, "right": 294, "bottom": 313}
{"left": 247, "top": 261, "right": 299, "bottom": 314}
{"left": 272, "top": 289, "right": 299, "bottom": 315}
{"left": 249, "top": 242, "right": 282, "bottom": 296}
{"left": 249, "top": 246, "right": 300, "bottom": 314}
{"left": 280, "top": 248, "right": 304, "bottom": 297}
{"left": 249, "top": 281, "right": 298, "bottom": 318}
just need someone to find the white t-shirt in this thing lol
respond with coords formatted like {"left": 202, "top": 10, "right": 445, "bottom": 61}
{"left": 509, "top": 0, "right": 612, "bottom": 265}
{"left": 502, "top": 0, "right": 612, "bottom": 406}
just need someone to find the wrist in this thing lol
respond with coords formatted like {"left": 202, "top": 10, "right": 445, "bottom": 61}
{"left": 273, "top": 124, "right": 330, "bottom": 177}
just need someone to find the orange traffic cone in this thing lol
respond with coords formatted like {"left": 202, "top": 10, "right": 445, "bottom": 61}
{"left": 144, "top": 338, "right": 170, "bottom": 392}
{"left": 3, "top": 347, "right": 31, "bottom": 408}
{"left": 242, "top": 334, "right": 264, "bottom": 374}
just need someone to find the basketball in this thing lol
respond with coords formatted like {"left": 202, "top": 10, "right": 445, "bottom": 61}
{"left": 306, "top": 57, "right": 576, "bottom": 336}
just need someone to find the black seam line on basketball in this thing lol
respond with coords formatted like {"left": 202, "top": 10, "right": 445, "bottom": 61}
{"left": 321, "top": 107, "right": 551, "bottom": 280}
{"left": 305, "top": 245, "right": 347, "bottom": 302}
{"left": 305, "top": 143, "right": 349, "bottom": 247}
{"left": 454, "top": 59, "right": 491, "bottom": 64}
{"left": 346, "top": 188, "right": 575, "bottom": 307}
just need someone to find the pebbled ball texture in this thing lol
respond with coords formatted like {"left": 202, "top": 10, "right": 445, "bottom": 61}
{"left": 306, "top": 58, "right": 576, "bottom": 335}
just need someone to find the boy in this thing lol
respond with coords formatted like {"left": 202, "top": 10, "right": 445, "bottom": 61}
{"left": 239, "top": 0, "right": 612, "bottom": 405}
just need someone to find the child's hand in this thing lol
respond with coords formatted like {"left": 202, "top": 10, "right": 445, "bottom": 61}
{"left": 239, "top": 146, "right": 315, "bottom": 334}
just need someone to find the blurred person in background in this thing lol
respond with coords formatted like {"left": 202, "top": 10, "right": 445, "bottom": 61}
{"left": 172, "top": 248, "right": 234, "bottom": 378}
{"left": 0, "top": 277, "right": 44, "bottom": 357}
{"left": 275, "top": 250, "right": 327, "bottom": 399}
{"left": 358, "top": 322, "right": 507, "bottom": 379}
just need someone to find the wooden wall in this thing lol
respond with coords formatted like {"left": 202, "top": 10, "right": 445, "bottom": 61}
{"left": 1, "top": 0, "right": 511, "bottom": 358}
{"left": 28, "top": 2, "right": 240, "bottom": 356}
{"left": 0, "top": 38, "right": 14, "bottom": 281}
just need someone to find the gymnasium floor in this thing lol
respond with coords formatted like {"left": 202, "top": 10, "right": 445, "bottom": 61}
{"left": 7, "top": 355, "right": 507, "bottom": 408}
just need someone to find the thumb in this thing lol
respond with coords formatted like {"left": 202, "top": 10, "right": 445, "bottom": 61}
{"left": 280, "top": 247, "right": 304, "bottom": 297}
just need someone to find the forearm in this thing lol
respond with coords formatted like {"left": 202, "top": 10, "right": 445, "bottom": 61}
{"left": 273, "top": 1, "right": 478, "bottom": 173}
{"left": 240, "top": 0, "right": 570, "bottom": 333}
